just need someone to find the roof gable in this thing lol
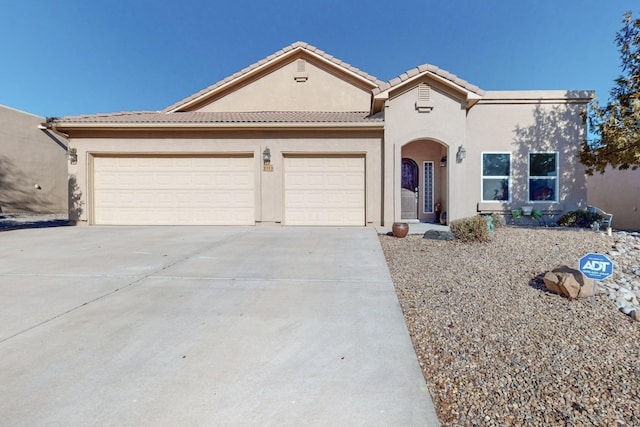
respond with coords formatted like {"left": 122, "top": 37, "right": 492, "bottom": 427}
{"left": 164, "top": 42, "right": 385, "bottom": 113}
{"left": 372, "top": 64, "right": 485, "bottom": 112}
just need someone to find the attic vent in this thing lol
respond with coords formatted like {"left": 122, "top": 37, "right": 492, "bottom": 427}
{"left": 416, "top": 83, "right": 434, "bottom": 112}
{"left": 294, "top": 59, "right": 308, "bottom": 82}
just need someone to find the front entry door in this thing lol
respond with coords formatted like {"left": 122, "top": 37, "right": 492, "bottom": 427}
{"left": 401, "top": 158, "right": 419, "bottom": 219}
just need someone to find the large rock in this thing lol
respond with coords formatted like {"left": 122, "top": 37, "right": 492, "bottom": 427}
{"left": 543, "top": 265, "right": 597, "bottom": 299}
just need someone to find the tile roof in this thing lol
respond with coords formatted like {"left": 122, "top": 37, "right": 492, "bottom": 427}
{"left": 53, "top": 111, "right": 384, "bottom": 125}
{"left": 373, "top": 64, "right": 485, "bottom": 96}
{"left": 163, "top": 41, "right": 386, "bottom": 113}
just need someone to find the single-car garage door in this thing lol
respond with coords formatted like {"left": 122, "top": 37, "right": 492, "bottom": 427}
{"left": 283, "top": 155, "right": 365, "bottom": 226}
{"left": 92, "top": 155, "right": 255, "bottom": 225}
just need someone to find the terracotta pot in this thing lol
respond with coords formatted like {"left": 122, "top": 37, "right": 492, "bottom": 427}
{"left": 392, "top": 222, "right": 409, "bottom": 238}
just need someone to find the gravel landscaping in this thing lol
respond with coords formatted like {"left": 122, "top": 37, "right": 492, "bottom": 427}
{"left": 380, "top": 226, "right": 640, "bottom": 426}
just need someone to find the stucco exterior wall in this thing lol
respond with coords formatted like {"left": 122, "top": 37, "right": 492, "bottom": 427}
{"left": 467, "top": 91, "right": 589, "bottom": 217}
{"left": 68, "top": 130, "right": 383, "bottom": 225}
{"left": 588, "top": 168, "right": 640, "bottom": 230}
{"left": 194, "top": 59, "right": 372, "bottom": 113}
{"left": 0, "top": 105, "right": 68, "bottom": 214}
{"left": 383, "top": 80, "right": 468, "bottom": 223}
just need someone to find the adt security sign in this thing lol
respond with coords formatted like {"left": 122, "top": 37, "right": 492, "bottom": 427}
{"left": 579, "top": 253, "right": 614, "bottom": 280}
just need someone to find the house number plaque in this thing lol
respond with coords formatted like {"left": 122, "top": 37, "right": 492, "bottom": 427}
{"left": 263, "top": 165, "right": 274, "bottom": 172}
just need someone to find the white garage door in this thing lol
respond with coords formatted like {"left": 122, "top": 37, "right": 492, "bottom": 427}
{"left": 283, "top": 156, "right": 365, "bottom": 226}
{"left": 93, "top": 155, "right": 255, "bottom": 225}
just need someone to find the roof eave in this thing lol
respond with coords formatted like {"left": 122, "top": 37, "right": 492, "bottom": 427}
{"left": 51, "top": 121, "right": 385, "bottom": 133}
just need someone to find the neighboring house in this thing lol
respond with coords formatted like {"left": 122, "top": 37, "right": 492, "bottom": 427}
{"left": 46, "top": 42, "right": 591, "bottom": 226}
{"left": 0, "top": 105, "right": 68, "bottom": 214}
{"left": 588, "top": 168, "right": 640, "bottom": 230}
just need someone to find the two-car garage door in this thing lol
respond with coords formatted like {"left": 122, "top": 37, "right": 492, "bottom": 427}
{"left": 91, "top": 154, "right": 365, "bottom": 226}
{"left": 92, "top": 155, "right": 255, "bottom": 225}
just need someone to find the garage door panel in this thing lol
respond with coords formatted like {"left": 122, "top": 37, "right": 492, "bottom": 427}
{"left": 284, "top": 156, "right": 365, "bottom": 226}
{"left": 93, "top": 156, "right": 255, "bottom": 225}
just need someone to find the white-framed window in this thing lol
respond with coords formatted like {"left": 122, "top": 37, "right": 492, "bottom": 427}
{"left": 528, "top": 152, "right": 558, "bottom": 202}
{"left": 423, "top": 161, "right": 434, "bottom": 213}
{"left": 482, "top": 152, "right": 511, "bottom": 202}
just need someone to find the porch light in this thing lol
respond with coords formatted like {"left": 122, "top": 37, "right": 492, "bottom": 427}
{"left": 262, "top": 147, "right": 271, "bottom": 165}
{"left": 67, "top": 148, "right": 78, "bottom": 165}
{"left": 440, "top": 156, "right": 447, "bottom": 167}
{"left": 456, "top": 145, "right": 466, "bottom": 163}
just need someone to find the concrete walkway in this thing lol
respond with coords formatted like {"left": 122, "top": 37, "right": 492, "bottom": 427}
{"left": 0, "top": 226, "right": 439, "bottom": 426}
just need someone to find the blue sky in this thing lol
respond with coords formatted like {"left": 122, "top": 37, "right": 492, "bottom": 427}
{"left": 0, "top": 1, "right": 636, "bottom": 117}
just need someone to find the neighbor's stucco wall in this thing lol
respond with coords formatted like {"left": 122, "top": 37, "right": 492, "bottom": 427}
{"left": 0, "top": 105, "right": 68, "bottom": 214}
{"left": 467, "top": 91, "right": 589, "bottom": 218}
{"left": 588, "top": 168, "right": 640, "bottom": 230}
{"left": 67, "top": 130, "right": 383, "bottom": 225}
{"left": 194, "top": 58, "right": 373, "bottom": 113}
{"left": 383, "top": 79, "right": 467, "bottom": 224}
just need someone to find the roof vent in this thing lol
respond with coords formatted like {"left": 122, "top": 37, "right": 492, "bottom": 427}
{"left": 294, "top": 59, "right": 308, "bottom": 82}
{"left": 416, "top": 83, "right": 434, "bottom": 112}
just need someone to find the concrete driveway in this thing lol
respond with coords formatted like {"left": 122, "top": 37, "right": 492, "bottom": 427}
{"left": 0, "top": 226, "right": 438, "bottom": 426}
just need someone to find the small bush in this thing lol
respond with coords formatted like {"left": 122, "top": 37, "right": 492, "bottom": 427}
{"left": 557, "top": 210, "right": 602, "bottom": 228}
{"left": 490, "top": 213, "right": 506, "bottom": 228}
{"left": 450, "top": 215, "right": 491, "bottom": 242}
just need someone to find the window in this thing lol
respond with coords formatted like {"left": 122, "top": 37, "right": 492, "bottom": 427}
{"left": 482, "top": 153, "right": 510, "bottom": 201}
{"left": 423, "top": 161, "right": 434, "bottom": 213}
{"left": 529, "top": 152, "right": 557, "bottom": 202}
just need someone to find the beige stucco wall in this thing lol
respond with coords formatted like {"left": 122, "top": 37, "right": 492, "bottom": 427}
{"left": 194, "top": 58, "right": 372, "bottom": 113}
{"left": 0, "top": 105, "right": 68, "bottom": 214}
{"left": 382, "top": 79, "right": 468, "bottom": 224}
{"left": 466, "top": 91, "right": 589, "bottom": 218}
{"left": 588, "top": 168, "right": 640, "bottom": 230}
{"left": 67, "top": 130, "right": 383, "bottom": 225}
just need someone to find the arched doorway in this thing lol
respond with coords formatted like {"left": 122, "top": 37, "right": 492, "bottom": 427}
{"left": 401, "top": 158, "right": 419, "bottom": 219}
{"left": 399, "top": 140, "right": 448, "bottom": 223}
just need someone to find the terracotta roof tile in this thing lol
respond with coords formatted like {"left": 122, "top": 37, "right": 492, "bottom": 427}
{"left": 54, "top": 111, "right": 384, "bottom": 125}
{"left": 373, "top": 64, "right": 484, "bottom": 96}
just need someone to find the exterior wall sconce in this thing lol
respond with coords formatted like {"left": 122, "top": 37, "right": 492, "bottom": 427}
{"left": 456, "top": 145, "right": 466, "bottom": 163}
{"left": 440, "top": 156, "right": 447, "bottom": 167}
{"left": 262, "top": 147, "right": 271, "bottom": 165}
{"left": 67, "top": 148, "right": 78, "bottom": 165}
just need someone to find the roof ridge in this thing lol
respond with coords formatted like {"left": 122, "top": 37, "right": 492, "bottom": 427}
{"left": 162, "top": 41, "right": 385, "bottom": 113}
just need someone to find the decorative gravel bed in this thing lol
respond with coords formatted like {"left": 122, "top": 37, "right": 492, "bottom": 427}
{"left": 380, "top": 227, "right": 639, "bottom": 426}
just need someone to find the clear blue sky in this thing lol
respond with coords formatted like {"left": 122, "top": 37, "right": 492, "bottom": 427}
{"left": 0, "top": 1, "right": 636, "bottom": 118}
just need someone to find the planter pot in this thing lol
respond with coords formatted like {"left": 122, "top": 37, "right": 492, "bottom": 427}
{"left": 392, "top": 222, "right": 409, "bottom": 238}
{"left": 522, "top": 206, "right": 533, "bottom": 216}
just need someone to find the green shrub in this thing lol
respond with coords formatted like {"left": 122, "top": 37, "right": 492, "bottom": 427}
{"left": 557, "top": 210, "right": 602, "bottom": 228}
{"left": 450, "top": 215, "right": 491, "bottom": 242}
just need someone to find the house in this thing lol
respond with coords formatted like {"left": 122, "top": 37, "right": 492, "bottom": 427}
{"left": 0, "top": 105, "right": 68, "bottom": 214}
{"left": 45, "top": 42, "right": 592, "bottom": 226}
{"left": 588, "top": 168, "right": 640, "bottom": 230}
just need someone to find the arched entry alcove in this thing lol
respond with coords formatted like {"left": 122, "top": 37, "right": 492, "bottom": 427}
{"left": 400, "top": 139, "right": 448, "bottom": 223}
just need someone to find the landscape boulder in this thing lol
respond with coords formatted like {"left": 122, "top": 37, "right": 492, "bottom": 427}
{"left": 542, "top": 265, "right": 597, "bottom": 299}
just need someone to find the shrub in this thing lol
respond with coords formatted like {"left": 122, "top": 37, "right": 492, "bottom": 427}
{"left": 490, "top": 213, "right": 506, "bottom": 228}
{"left": 557, "top": 210, "right": 602, "bottom": 228}
{"left": 449, "top": 215, "right": 491, "bottom": 242}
